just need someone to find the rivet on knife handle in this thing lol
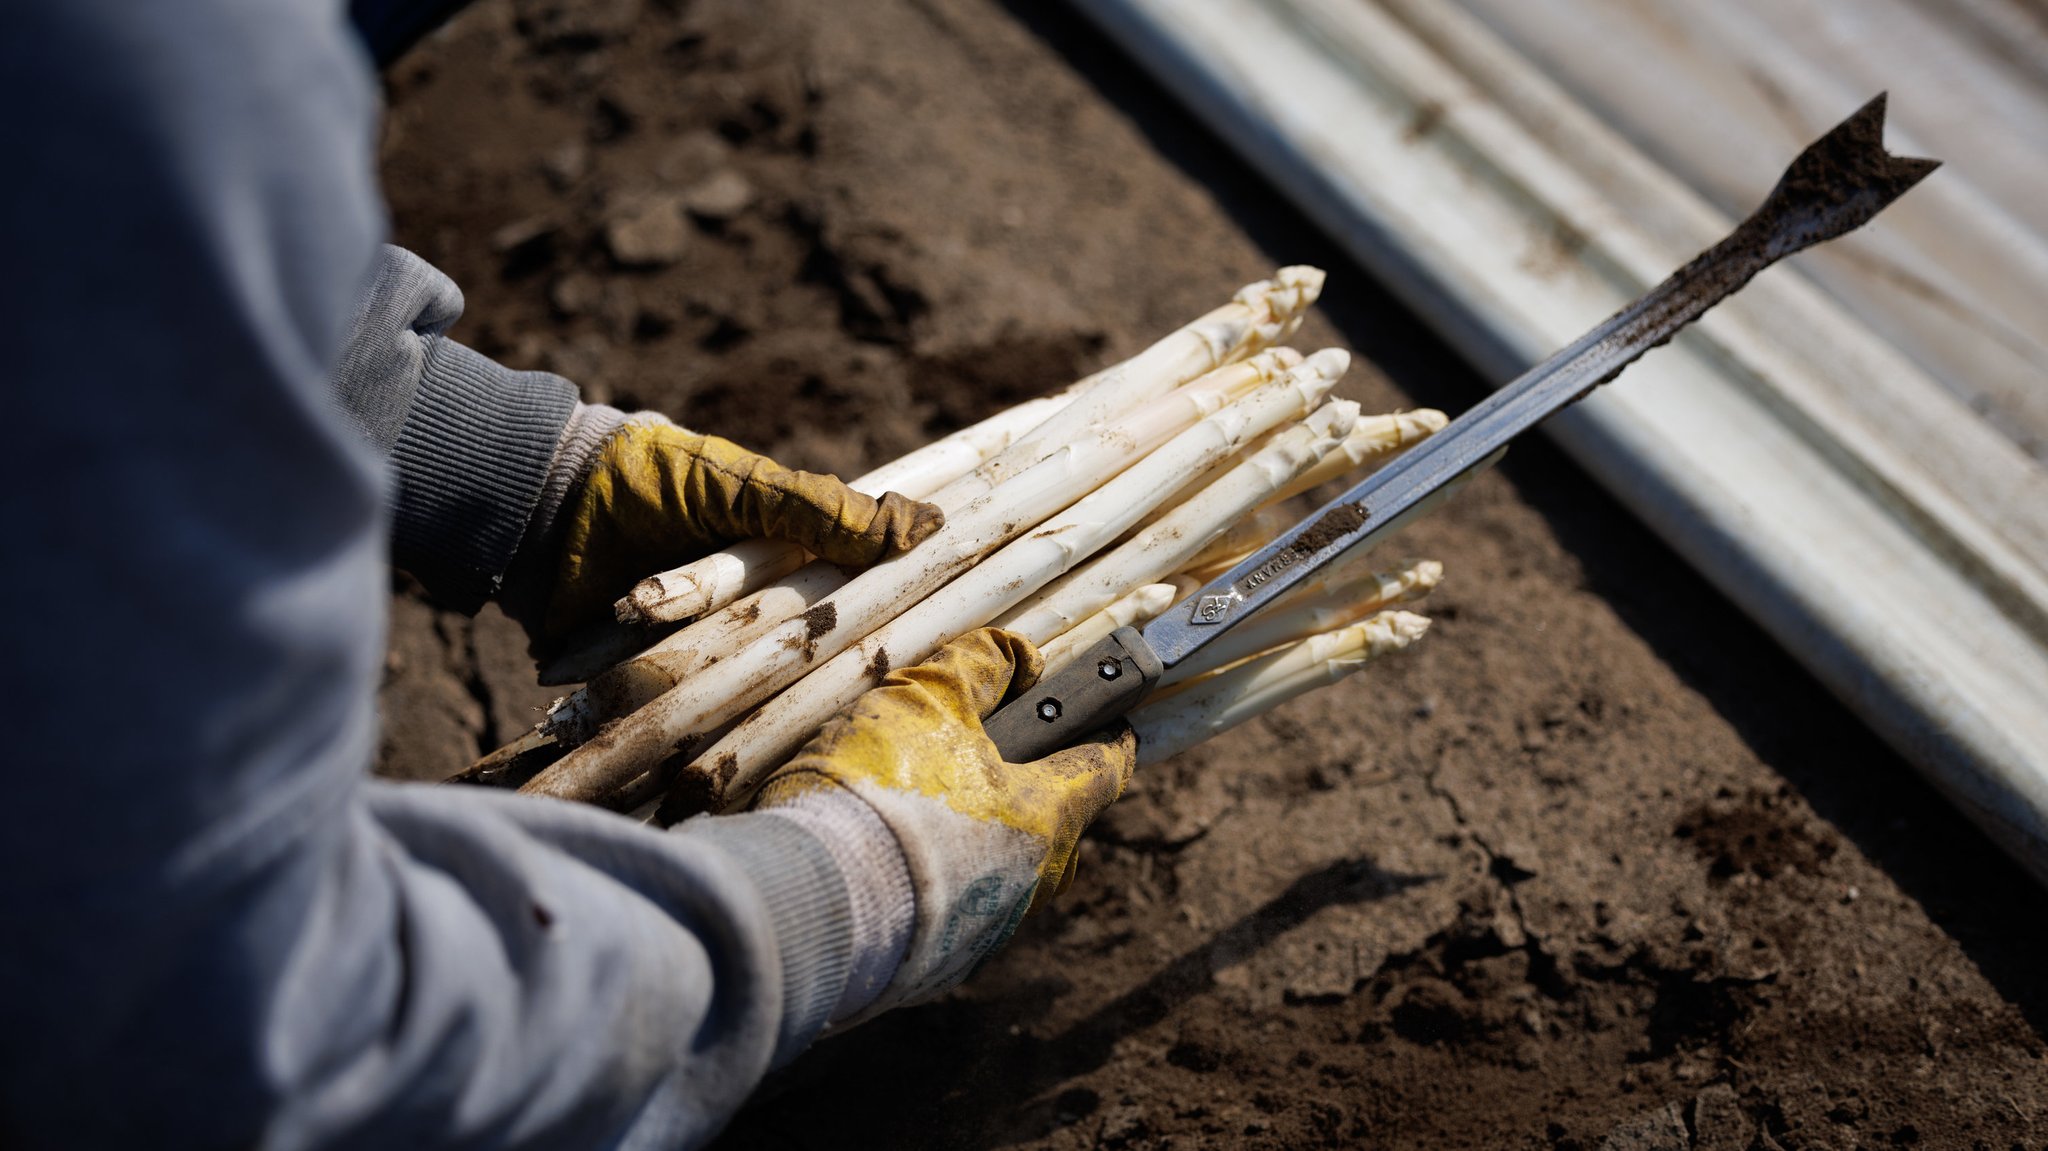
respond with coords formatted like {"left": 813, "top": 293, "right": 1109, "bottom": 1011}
{"left": 985, "top": 627, "right": 1162, "bottom": 763}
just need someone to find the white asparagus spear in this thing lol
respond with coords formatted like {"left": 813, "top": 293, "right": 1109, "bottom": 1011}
{"left": 614, "top": 378, "right": 1425, "bottom": 630}
{"left": 545, "top": 561, "right": 850, "bottom": 745}
{"left": 617, "top": 540, "right": 808, "bottom": 628}
{"left": 1175, "top": 548, "right": 1257, "bottom": 588}
{"left": 538, "top": 618, "right": 679, "bottom": 688}
{"left": 521, "top": 356, "right": 1289, "bottom": 803}
{"left": 1179, "top": 504, "right": 1299, "bottom": 580}
{"left": 683, "top": 352, "right": 1352, "bottom": 805}
{"left": 633, "top": 283, "right": 1317, "bottom": 638}
{"left": 615, "top": 263, "right": 1326, "bottom": 630}
{"left": 507, "top": 353, "right": 1304, "bottom": 770}
{"left": 1039, "top": 583, "right": 1179, "bottom": 675}
{"left": 925, "top": 347, "right": 1305, "bottom": 521}
{"left": 610, "top": 339, "right": 1294, "bottom": 671}
{"left": 1266, "top": 409, "right": 1447, "bottom": 505}
{"left": 1128, "top": 611, "right": 1431, "bottom": 765}
{"left": 1114, "top": 406, "right": 1447, "bottom": 559}
{"left": 858, "top": 389, "right": 1078, "bottom": 497}
{"left": 1010, "top": 404, "right": 1448, "bottom": 642}
{"left": 979, "top": 267, "right": 1323, "bottom": 492}
{"left": 994, "top": 399, "right": 1364, "bottom": 645}
{"left": 595, "top": 277, "right": 1321, "bottom": 800}
{"left": 620, "top": 387, "right": 1080, "bottom": 625}
{"left": 1155, "top": 559, "right": 1441, "bottom": 689}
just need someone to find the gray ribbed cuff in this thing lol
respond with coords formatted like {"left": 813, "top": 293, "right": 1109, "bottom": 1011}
{"left": 495, "top": 401, "right": 633, "bottom": 631}
{"left": 388, "top": 338, "right": 578, "bottom": 610}
{"left": 755, "top": 787, "right": 915, "bottom": 1023}
{"left": 527, "top": 402, "right": 632, "bottom": 560}
{"left": 677, "top": 811, "right": 855, "bottom": 1067}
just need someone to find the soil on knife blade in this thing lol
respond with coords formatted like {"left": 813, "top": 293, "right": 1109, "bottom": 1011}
{"left": 372, "top": 1, "right": 2048, "bottom": 1147}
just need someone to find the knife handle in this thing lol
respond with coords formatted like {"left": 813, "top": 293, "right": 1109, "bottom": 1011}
{"left": 985, "top": 627, "right": 1163, "bottom": 763}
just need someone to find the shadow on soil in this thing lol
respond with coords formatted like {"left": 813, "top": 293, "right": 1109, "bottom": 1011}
{"left": 986, "top": 856, "right": 1434, "bottom": 1147}
{"left": 997, "top": 0, "right": 2048, "bottom": 1042}
{"left": 728, "top": 857, "right": 1432, "bottom": 1148}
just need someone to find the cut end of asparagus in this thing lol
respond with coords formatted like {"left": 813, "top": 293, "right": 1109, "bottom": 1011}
{"left": 620, "top": 573, "right": 712, "bottom": 625}
{"left": 615, "top": 582, "right": 661, "bottom": 626}
{"left": 450, "top": 726, "right": 567, "bottom": 790}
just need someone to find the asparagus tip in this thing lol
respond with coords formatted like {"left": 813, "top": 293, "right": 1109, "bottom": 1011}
{"left": 1304, "top": 397, "right": 1363, "bottom": 440}
{"left": 1371, "top": 609, "right": 1433, "bottom": 651}
{"left": 1269, "top": 265, "right": 1327, "bottom": 316}
{"left": 1302, "top": 347, "right": 1351, "bottom": 378}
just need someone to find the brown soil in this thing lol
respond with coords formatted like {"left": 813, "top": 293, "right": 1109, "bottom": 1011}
{"left": 371, "top": 1, "right": 2048, "bottom": 1147}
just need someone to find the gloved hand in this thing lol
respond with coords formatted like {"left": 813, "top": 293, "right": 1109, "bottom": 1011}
{"left": 540, "top": 416, "right": 945, "bottom": 650}
{"left": 751, "top": 627, "right": 1136, "bottom": 1021}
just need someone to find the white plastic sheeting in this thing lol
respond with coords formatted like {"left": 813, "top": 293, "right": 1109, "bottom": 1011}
{"left": 1070, "top": 0, "right": 2048, "bottom": 883}
{"left": 1457, "top": 0, "right": 2048, "bottom": 464}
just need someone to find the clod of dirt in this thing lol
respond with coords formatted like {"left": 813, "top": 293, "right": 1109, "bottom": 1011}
{"left": 1675, "top": 788, "right": 1838, "bottom": 881}
{"left": 549, "top": 271, "right": 603, "bottom": 317}
{"left": 658, "top": 131, "right": 733, "bottom": 183}
{"left": 605, "top": 195, "right": 690, "bottom": 266}
{"left": 801, "top": 602, "right": 837, "bottom": 641}
{"left": 1689, "top": 1083, "right": 1753, "bottom": 1150}
{"left": 1292, "top": 500, "right": 1369, "bottom": 556}
{"left": 1387, "top": 977, "right": 1476, "bottom": 1045}
{"left": 1095, "top": 1102, "right": 1149, "bottom": 1148}
{"left": 1163, "top": 1038, "right": 1223, "bottom": 1073}
{"left": 490, "top": 215, "right": 557, "bottom": 255}
{"left": 1596, "top": 1102, "right": 1688, "bottom": 1150}
{"left": 682, "top": 170, "right": 754, "bottom": 221}
{"left": 542, "top": 140, "right": 588, "bottom": 188}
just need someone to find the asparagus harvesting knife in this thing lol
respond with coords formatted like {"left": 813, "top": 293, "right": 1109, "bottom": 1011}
{"left": 985, "top": 93, "right": 1940, "bottom": 762}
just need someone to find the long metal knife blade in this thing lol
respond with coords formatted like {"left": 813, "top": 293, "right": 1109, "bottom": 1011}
{"left": 984, "top": 93, "right": 1938, "bottom": 763}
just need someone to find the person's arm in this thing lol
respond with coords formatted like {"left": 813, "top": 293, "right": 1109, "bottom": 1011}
{"left": 326, "top": 243, "right": 596, "bottom": 613}
{"left": 0, "top": 3, "right": 883, "bottom": 1147}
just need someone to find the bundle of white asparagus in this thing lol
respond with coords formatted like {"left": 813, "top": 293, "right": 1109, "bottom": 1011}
{"left": 469, "top": 268, "right": 1452, "bottom": 821}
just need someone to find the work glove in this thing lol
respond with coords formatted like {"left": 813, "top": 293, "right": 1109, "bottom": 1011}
{"left": 538, "top": 414, "right": 944, "bottom": 652}
{"left": 751, "top": 627, "right": 1136, "bottom": 1021}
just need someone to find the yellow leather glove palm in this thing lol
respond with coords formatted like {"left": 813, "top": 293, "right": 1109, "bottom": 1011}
{"left": 753, "top": 627, "right": 1136, "bottom": 1015}
{"left": 544, "top": 420, "right": 944, "bottom": 648}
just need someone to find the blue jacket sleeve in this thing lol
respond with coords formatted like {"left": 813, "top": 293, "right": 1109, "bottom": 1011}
{"left": 0, "top": 3, "right": 857, "bottom": 1148}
